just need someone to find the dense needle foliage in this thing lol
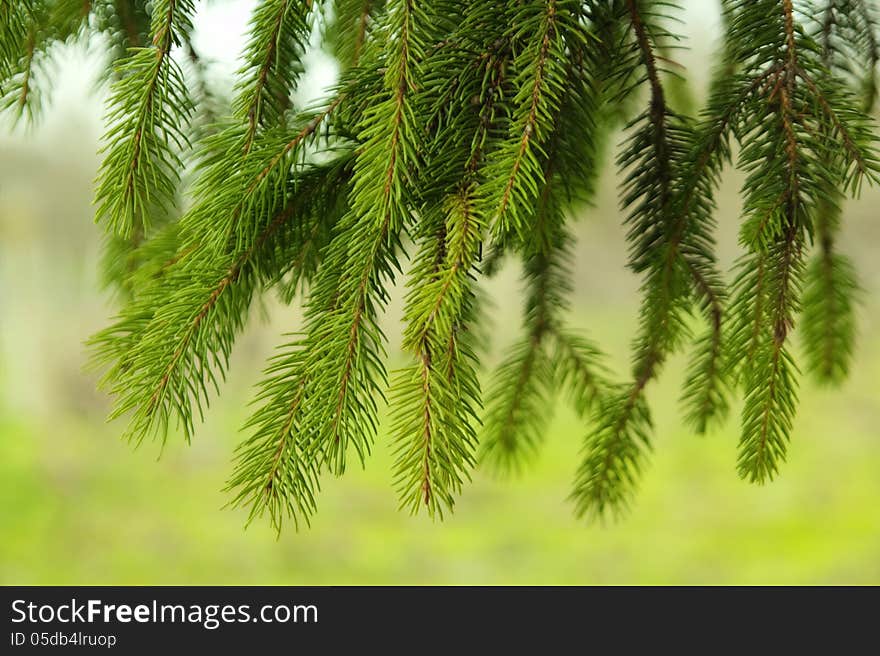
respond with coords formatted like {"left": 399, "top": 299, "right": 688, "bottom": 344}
{"left": 2, "top": 0, "right": 878, "bottom": 532}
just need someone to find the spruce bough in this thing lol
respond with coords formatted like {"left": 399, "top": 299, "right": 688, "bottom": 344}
{"left": 2, "top": 0, "right": 878, "bottom": 532}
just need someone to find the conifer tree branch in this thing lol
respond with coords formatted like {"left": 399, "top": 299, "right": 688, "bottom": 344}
{"left": 233, "top": 1, "right": 424, "bottom": 514}
{"left": 95, "top": 0, "right": 196, "bottom": 238}
{"left": 573, "top": 0, "right": 685, "bottom": 518}
{"left": 483, "top": 26, "right": 610, "bottom": 478}
{"left": 0, "top": 3, "right": 48, "bottom": 121}
{"left": 227, "top": 347, "right": 318, "bottom": 534}
{"left": 0, "top": 1, "right": 33, "bottom": 84}
{"left": 479, "top": 252, "right": 554, "bottom": 474}
{"left": 738, "top": 233, "right": 802, "bottom": 481}
{"left": 482, "top": 0, "right": 576, "bottom": 244}
{"left": 724, "top": 0, "right": 807, "bottom": 482}
{"left": 307, "top": 3, "right": 419, "bottom": 474}
{"left": 550, "top": 328, "right": 609, "bottom": 420}
{"left": 15, "top": 25, "right": 35, "bottom": 112}
{"left": 7, "top": 0, "right": 880, "bottom": 532}
{"left": 719, "top": 0, "right": 880, "bottom": 481}
{"left": 140, "top": 189, "right": 322, "bottom": 426}
{"left": 626, "top": 0, "right": 670, "bottom": 206}
{"left": 675, "top": 70, "right": 771, "bottom": 419}
{"left": 481, "top": 132, "right": 563, "bottom": 472}
{"left": 797, "top": 0, "right": 870, "bottom": 386}
{"left": 801, "top": 197, "right": 860, "bottom": 384}
{"left": 330, "top": 0, "right": 382, "bottom": 69}
{"left": 392, "top": 190, "right": 482, "bottom": 516}
{"left": 494, "top": 0, "right": 556, "bottom": 232}
{"left": 236, "top": 0, "right": 318, "bottom": 152}
{"left": 90, "top": 150, "right": 352, "bottom": 446}
{"left": 797, "top": 70, "right": 873, "bottom": 178}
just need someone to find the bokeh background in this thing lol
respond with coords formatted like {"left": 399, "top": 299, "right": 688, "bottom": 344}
{"left": 1, "top": 1, "right": 878, "bottom": 585}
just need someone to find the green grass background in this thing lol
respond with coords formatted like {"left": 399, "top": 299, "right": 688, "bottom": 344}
{"left": 1, "top": 7, "right": 879, "bottom": 583}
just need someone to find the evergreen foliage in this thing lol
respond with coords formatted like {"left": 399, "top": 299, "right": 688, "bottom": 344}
{"left": 2, "top": 0, "right": 878, "bottom": 532}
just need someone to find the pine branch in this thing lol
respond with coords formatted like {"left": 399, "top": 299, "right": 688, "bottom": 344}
{"left": 94, "top": 0, "right": 196, "bottom": 237}
{"left": 719, "top": 0, "right": 878, "bottom": 481}
{"left": 480, "top": 166, "right": 572, "bottom": 474}
{"left": 5, "top": 0, "right": 880, "bottom": 532}
{"left": 730, "top": 0, "right": 807, "bottom": 482}
{"left": 480, "top": 326, "right": 554, "bottom": 475}
{"left": 800, "top": 178, "right": 861, "bottom": 386}
{"left": 11, "top": 22, "right": 36, "bottom": 116}
{"left": 481, "top": 22, "right": 611, "bottom": 481}
{"left": 229, "top": 2, "right": 425, "bottom": 531}
{"left": 89, "top": 148, "right": 352, "bottom": 446}
{"left": 226, "top": 345, "right": 320, "bottom": 534}
{"left": 677, "top": 68, "right": 784, "bottom": 432}
{"left": 236, "top": 0, "right": 318, "bottom": 152}
{"left": 0, "top": 2, "right": 33, "bottom": 84}
{"left": 573, "top": 0, "right": 687, "bottom": 519}
{"left": 481, "top": 0, "right": 575, "bottom": 242}
{"left": 391, "top": 190, "right": 482, "bottom": 517}
{"left": 388, "top": 19, "right": 512, "bottom": 504}
{"left": 680, "top": 325, "right": 729, "bottom": 434}
{"left": 294, "top": 0, "right": 424, "bottom": 474}
{"left": 0, "top": 2, "right": 54, "bottom": 121}
{"left": 738, "top": 225, "right": 803, "bottom": 482}
{"left": 571, "top": 382, "right": 652, "bottom": 520}
{"left": 551, "top": 329, "right": 609, "bottom": 420}
{"left": 795, "top": 3, "right": 873, "bottom": 386}
{"left": 329, "top": 0, "right": 384, "bottom": 70}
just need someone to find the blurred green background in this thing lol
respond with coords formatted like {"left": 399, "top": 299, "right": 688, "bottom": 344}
{"left": 1, "top": 2, "right": 879, "bottom": 585}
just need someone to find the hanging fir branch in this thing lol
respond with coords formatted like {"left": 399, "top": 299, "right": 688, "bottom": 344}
{"left": 90, "top": 106, "right": 344, "bottom": 445}
{"left": 236, "top": 0, "right": 319, "bottom": 152}
{"left": 480, "top": 0, "right": 575, "bottom": 243}
{"left": 2, "top": 0, "right": 879, "bottom": 531}
{"left": 573, "top": 0, "right": 693, "bottom": 519}
{"left": 327, "top": 0, "right": 385, "bottom": 70}
{"left": 801, "top": 196, "right": 861, "bottom": 384}
{"left": 481, "top": 13, "right": 611, "bottom": 476}
{"left": 225, "top": 0, "right": 426, "bottom": 530}
{"left": 722, "top": 0, "right": 878, "bottom": 482}
{"left": 798, "top": 0, "right": 876, "bottom": 385}
{"left": 94, "top": 0, "right": 197, "bottom": 238}
{"left": 390, "top": 189, "right": 483, "bottom": 516}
